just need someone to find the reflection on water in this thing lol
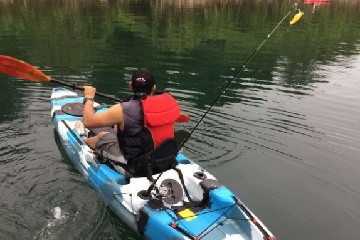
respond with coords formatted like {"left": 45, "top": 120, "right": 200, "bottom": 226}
{"left": 0, "top": 0, "right": 360, "bottom": 240}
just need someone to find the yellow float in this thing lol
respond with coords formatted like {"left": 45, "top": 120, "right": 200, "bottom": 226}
{"left": 290, "top": 9, "right": 304, "bottom": 25}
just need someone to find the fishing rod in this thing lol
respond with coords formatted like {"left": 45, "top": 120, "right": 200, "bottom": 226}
{"left": 144, "top": 1, "right": 301, "bottom": 197}
{"left": 177, "top": 2, "right": 299, "bottom": 151}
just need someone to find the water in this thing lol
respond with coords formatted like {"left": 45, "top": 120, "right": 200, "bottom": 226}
{"left": 0, "top": 0, "right": 360, "bottom": 239}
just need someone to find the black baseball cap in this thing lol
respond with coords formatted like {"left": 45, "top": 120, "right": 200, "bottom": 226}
{"left": 131, "top": 68, "right": 155, "bottom": 95}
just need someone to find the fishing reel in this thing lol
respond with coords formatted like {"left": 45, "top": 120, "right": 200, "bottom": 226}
{"left": 139, "top": 179, "right": 184, "bottom": 204}
{"left": 157, "top": 179, "right": 184, "bottom": 204}
{"left": 137, "top": 178, "right": 183, "bottom": 205}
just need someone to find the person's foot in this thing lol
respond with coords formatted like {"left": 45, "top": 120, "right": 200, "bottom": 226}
{"left": 83, "top": 136, "right": 97, "bottom": 149}
{"left": 83, "top": 131, "right": 108, "bottom": 149}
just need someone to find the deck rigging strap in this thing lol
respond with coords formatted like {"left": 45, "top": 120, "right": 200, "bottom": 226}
{"left": 170, "top": 202, "right": 238, "bottom": 240}
{"left": 195, "top": 203, "right": 237, "bottom": 239}
{"left": 177, "top": 1, "right": 299, "bottom": 151}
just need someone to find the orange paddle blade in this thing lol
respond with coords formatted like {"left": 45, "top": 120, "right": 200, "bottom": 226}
{"left": 0, "top": 55, "right": 50, "bottom": 82}
{"left": 176, "top": 114, "right": 190, "bottom": 123}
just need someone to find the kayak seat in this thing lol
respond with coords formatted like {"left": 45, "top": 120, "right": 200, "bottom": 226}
{"left": 126, "top": 138, "right": 178, "bottom": 180}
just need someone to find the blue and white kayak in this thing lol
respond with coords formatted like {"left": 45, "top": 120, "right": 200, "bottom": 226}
{"left": 50, "top": 87, "right": 275, "bottom": 240}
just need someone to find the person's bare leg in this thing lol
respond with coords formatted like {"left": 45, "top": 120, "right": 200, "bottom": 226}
{"left": 83, "top": 131, "right": 108, "bottom": 149}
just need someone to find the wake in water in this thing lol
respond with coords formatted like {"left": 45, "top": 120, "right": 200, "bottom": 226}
{"left": 34, "top": 206, "right": 74, "bottom": 240}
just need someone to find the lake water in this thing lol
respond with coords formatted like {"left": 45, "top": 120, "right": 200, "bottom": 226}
{"left": 0, "top": 0, "right": 359, "bottom": 239}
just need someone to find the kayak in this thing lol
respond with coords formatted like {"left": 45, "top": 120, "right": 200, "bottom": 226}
{"left": 303, "top": 0, "right": 329, "bottom": 4}
{"left": 50, "top": 87, "right": 275, "bottom": 240}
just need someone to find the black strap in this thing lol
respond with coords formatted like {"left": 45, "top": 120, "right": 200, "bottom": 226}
{"left": 93, "top": 151, "right": 125, "bottom": 167}
{"left": 146, "top": 156, "right": 154, "bottom": 181}
{"left": 174, "top": 168, "right": 208, "bottom": 208}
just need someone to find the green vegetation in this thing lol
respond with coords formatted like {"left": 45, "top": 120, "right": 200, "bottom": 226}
{"left": 0, "top": 0, "right": 359, "bottom": 85}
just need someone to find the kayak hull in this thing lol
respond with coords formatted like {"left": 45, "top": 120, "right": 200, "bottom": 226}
{"left": 50, "top": 87, "right": 275, "bottom": 240}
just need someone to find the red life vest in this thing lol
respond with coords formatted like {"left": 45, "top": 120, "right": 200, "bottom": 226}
{"left": 141, "top": 92, "right": 180, "bottom": 148}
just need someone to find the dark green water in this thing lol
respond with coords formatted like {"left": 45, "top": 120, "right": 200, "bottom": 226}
{"left": 1, "top": 0, "right": 360, "bottom": 239}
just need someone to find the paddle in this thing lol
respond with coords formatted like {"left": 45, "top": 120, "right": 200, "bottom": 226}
{"left": 0, "top": 55, "right": 190, "bottom": 122}
{"left": 0, "top": 55, "right": 122, "bottom": 101}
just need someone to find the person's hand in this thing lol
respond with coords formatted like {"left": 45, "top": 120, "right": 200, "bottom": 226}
{"left": 84, "top": 86, "right": 96, "bottom": 99}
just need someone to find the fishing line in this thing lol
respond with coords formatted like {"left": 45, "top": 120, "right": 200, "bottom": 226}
{"left": 177, "top": 2, "right": 299, "bottom": 151}
{"left": 144, "top": 1, "right": 299, "bottom": 196}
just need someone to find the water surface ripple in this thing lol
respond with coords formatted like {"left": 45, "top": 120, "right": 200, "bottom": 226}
{"left": 0, "top": 1, "right": 360, "bottom": 240}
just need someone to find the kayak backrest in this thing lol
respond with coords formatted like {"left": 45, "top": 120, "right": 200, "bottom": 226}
{"left": 127, "top": 138, "right": 178, "bottom": 179}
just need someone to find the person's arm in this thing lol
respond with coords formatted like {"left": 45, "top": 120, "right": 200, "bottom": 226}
{"left": 82, "top": 86, "right": 123, "bottom": 128}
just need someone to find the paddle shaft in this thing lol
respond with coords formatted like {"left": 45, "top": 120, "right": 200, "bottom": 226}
{"left": 51, "top": 78, "right": 121, "bottom": 102}
{"left": 0, "top": 55, "right": 189, "bottom": 121}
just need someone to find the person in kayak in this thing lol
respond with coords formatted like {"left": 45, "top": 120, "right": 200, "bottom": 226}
{"left": 81, "top": 68, "right": 181, "bottom": 174}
